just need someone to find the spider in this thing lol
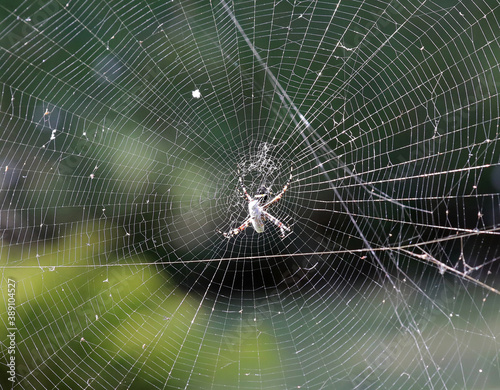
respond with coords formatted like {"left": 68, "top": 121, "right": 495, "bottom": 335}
{"left": 220, "top": 167, "right": 293, "bottom": 238}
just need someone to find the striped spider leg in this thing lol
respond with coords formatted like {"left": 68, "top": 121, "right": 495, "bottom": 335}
{"left": 262, "top": 166, "right": 292, "bottom": 209}
{"left": 220, "top": 166, "right": 293, "bottom": 238}
{"left": 221, "top": 217, "right": 252, "bottom": 238}
{"left": 262, "top": 210, "right": 291, "bottom": 237}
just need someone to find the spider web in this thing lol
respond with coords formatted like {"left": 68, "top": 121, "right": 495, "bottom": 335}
{"left": 0, "top": 0, "right": 499, "bottom": 389}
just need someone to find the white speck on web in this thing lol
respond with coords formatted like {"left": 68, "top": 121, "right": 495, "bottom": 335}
{"left": 192, "top": 89, "right": 201, "bottom": 98}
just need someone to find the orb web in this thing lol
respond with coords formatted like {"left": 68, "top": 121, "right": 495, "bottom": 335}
{"left": 0, "top": 1, "right": 499, "bottom": 389}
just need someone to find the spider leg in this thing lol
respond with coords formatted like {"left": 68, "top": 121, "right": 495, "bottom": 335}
{"left": 220, "top": 217, "right": 252, "bottom": 238}
{"left": 263, "top": 165, "right": 293, "bottom": 208}
{"left": 238, "top": 170, "right": 253, "bottom": 202}
{"left": 263, "top": 210, "right": 290, "bottom": 237}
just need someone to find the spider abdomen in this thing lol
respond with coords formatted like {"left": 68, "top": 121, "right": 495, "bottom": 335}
{"left": 248, "top": 199, "right": 265, "bottom": 233}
